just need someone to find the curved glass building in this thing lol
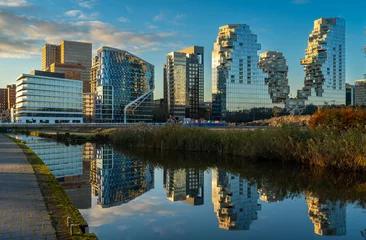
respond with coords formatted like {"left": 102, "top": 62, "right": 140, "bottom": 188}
{"left": 297, "top": 18, "right": 346, "bottom": 106}
{"left": 212, "top": 24, "right": 284, "bottom": 122}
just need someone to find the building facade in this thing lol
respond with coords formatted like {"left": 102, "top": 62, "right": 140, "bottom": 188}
{"left": 41, "top": 40, "right": 92, "bottom": 93}
{"left": 166, "top": 46, "right": 204, "bottom": 120}
{"left": 346, "top": 83, "right": 355, "bottom": 106}
{"left": 355, "top": 79, "right": 366, "bottom": 105}
{"left": 0, "top": 88, "right": 7, "bottom": 113}
{"left": 258, "top": 51, "right": 290, "bottom": 103}
{"left": 212, "top": 170, "right": 261, "bottom": 230}
{"left": 15, "top": 71, "right": 83, "bottom": 124}
{"left": 298, "top": 18, "right": 346, "bottom": 106}
{"left": 94, "top": 46, "right": 154, "bottom": 123}
{"left": 6, "top": 84, "right": 16, "bottom": 109}
{"left": 212, "top": 24, "right": 283, "bottom": 121}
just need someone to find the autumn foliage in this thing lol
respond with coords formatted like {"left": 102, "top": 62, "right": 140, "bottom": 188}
{"left": 309, "top": 107, "right": 366, "bottom": 131}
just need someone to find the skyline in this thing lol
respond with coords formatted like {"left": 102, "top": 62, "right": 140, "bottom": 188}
{"left": 1, "top": 0, "right": 366, "bottom": 101}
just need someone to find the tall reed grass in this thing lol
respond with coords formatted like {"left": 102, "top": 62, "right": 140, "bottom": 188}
{"left": 109, "top": 124, "right": 366, "bottom": 172}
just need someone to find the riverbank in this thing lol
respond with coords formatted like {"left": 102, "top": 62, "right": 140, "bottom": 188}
{"left": 4, "top": 135, "right": 98, "bottom": 240}
{"left": 110, "top": 124, "right": 366, "bottom": 172}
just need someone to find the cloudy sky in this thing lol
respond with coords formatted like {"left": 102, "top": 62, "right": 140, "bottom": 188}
{"left": 0, "top": 0, "right": 365, "bottom": 100}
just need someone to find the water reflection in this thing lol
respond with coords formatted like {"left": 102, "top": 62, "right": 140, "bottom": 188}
{"left": 212, "top": 170, "right": 261, "bottom": 230}
{"left": 306, "top": 194, "right": 346, "bottom": 236}
{"left": 11, "top": 135, "right": 366, "bottom": 239}
{"left": 163, "top": 168, "right": 204, "bottom": 206}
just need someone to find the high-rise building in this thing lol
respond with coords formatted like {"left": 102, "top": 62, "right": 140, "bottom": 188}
{"left": 212, "top": 170, "right": 261, "bottom": 230}
{"left": 355, "top": 79, "right": 366, "bottom": 105}
{"left": 42, "top": 44, "right": 60, "bottom": 71}
{"left": 258, "top": 51, "right": 290, "bottom": 103}
{"left": 6, "top": 84, "right": 16, "bottom": 109}
{"left": 166, "top": 46, "right": 204, "bottom": 120}
{"left": 163, "top": 168, "right": 204, "bottom": 206}
{"left": 94, "top": 46, "right": 154, "bottom": 123}
{"left": 15, "top": 70, "right": 83, "bottom": 124}
{"left": 90, "top": 56, "right": 99, "bottom": 94}
{"left": 212, "top": 24, "right": 282, "bottom": 121}
{"left": 298, "top": 18, "right": 346, "bottom": 106}
{"left": 163, "top": 63, "right": 168, "bottom": 111}
{"left": 346, "top": 83, "right": 355, "bottom": 106}
{"left": 0, "top": 88, "right": 8, "bottom": 113}
{"left": 306, "top": 194, "right": 346, "bottom": 236}
{"left": 94, "top": 145, "right": 154, "bottom": 208}
{"left": 41, "top": 40, "right": 92, "bottom": 93}
{"left": 83, "top": 93, "right": 97, "bottom": 123}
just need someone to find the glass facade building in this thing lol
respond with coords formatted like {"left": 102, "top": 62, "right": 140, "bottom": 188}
{"left": 92, "top": 145, "right": 154, "bottom": 208}
{"left": 94, "top": 47, "right": 154, "bottom": 123}
{"left": 166, "top": 46, "right": 204, "bottom": 120}
{"left": 212, "top": 169, "right": 261, "bottom": 230}
{"left": 297, "top": 18, "right": 346, "bottom": 106}
{"left": 15, "top": 71, "right": 83, "bottom": 124}
{"left": 355, "top": 79, "right": 366, "bottom": 105}
{"left": 212, "top": 24, "right": 283, "bottom": 121}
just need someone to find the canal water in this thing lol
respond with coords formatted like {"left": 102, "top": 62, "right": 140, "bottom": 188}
{"left": 11, "top": 135, "right": 366, "bottom": 240}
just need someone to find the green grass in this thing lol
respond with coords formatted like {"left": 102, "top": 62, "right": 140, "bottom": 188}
{"left": 4, "top": 135, "right": 98, "bottom": 240}
{"left": 110, "top": 124, "right": 366, "bottom": 172}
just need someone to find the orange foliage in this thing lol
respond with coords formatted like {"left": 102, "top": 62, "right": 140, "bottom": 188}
{"left": 309, "top": 107, "right": 366, "bottom": 130}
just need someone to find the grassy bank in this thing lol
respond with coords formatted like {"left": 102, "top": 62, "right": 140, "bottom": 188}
{"left": 5, "top": 135, "right": 98, "bottom": 240}
{"left": 110, "top": 124, "right": 366, "bottom": 172}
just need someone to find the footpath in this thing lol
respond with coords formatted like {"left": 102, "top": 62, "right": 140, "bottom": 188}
{"left": 0, "top": 135, "right": 56, "bottom": 240}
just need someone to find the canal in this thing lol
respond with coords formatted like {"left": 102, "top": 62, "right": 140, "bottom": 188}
{"left": 11, "top": 135, "right": 366, "bottom": 240}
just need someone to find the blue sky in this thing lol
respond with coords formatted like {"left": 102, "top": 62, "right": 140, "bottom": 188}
{"left": 0, "top": 0, "right": 365, "bottom": 100}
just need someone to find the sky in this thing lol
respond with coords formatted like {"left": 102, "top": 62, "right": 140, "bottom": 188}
{"left": 0, "top": 0, "right": 365, "bottom": 101}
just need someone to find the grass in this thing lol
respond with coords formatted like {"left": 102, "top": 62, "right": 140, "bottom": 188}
{"left": 4, "top": 134, "right": 98, "bottom": 240}
{"left": 110, "top": 124, "right": 366, "bottom": 172}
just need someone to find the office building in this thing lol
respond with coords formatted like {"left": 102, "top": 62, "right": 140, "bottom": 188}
{"left": 355, "top": 79, "right": 366, "bottom": 105}
{"left": 93, "top": 145, "right": 154, "bottom": 208}
{"left": 298, "top": 18, "right": 346, "bottom": 106}
{"left": 41, "top": 40, "right": 92, "bottom": 93}
{"left": 6, "top": 84, "right": 16, "bottom": 109}
{"left": 83, "top": 93, "right": 97, "bottom": 123}
{"left": 212, "top": 24, "right": 283, "bottom": 121}
{"left": 306, "top": 194, "right": 346, "bottom": 236}
{"left": 15, "top": 70, "right": 83, "bottom": 124}
{"left": 94, "top": 46, "right": 154, "bottom": 123}
{"left": 346, "top": 83, "right": 355, "bottom": 106}
{"left": 258, "top": 51, "right": 290, "bottom": 103}
{"left": 163, "top": 63, "right": 168, "bottom": 109}
{"left": 212, "top": 170, "right": 261, "bottom": 230}
{"left": 166, "top": 46, "right": 204, "bottom": 120}
{"left": 163, "top": 168, "right": 204, "bottom": 206}
{"left": 90, "top": 56, "right": 99, "bottom": 93}
{"left": 0, "top": 88, "right": 7, "bottom": 113}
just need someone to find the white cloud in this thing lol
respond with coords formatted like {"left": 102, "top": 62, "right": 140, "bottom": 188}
{"left": 65, "top": 10, "right": 99, "bottom": 20}
{"left": 292, "top": 0, "right": 310, "bottom": 4}
{"left": 125, "top": 5, "right": 133, "bottom": 13}
{"left": 153, "top": 12, "right": 164, "bottom": 22}
{"left": 174, "top": 14, "right": 185, "bottom": 20}
{"left": 118, "top": 17, "right": 130, "bottom": 23}
{"left": 145, "top": 22, "right": 158, "bottom": 29}
{"left": 77, "top": 0, "right": 96, "bottom": 9}
{"left": 0, "top": 0, "right": 28, "bottom": 7}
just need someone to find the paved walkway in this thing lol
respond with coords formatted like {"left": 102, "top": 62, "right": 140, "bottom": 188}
{"left": 0, "top": 135, "right": 56, "bottom": 240}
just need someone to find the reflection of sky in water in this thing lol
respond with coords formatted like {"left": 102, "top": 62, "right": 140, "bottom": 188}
{"left": 80, "top": 169, "right": 366, "bottom": 240}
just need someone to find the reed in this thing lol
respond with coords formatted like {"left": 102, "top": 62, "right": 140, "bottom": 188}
{"left": 110, "top": 124, "right": 366, "bottom": 172}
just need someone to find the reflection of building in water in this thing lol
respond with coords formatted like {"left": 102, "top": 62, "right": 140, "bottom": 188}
{"left": 93, "top": 145, "right": 154, "bottom": 208}
{"left": 212, "top": 170, "right": 261, "bottom": 230}
{"left": 16, "top": 136, "right": 82, "bottom": 178}
{"left": 306, "top": 194, "right": 346, "bottom": 236}
{"left": 258, "top": 187, "right": 284, "bottom": 203}
{"left": 163, "top": 168, "right": 204, "bottom": 206}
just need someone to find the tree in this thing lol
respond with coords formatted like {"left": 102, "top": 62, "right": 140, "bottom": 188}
{"left": 302, "top": 104, "right": 318, "bottom": 115}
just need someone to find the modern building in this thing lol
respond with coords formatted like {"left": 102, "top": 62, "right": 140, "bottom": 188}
{"left": 212, "top": 170, "right": 261, "bottom": 230}
{"left": 41, "top": 40, "right": 92, "bottom": 93}
{"left": 297, "top": 18, "right": 346, "bottom": 106}
{"left": 306, "top": 194, "right": 346, "bottom": 236}
{"left": 0, "top": 88, "right": 7, "bottom": 113}
{"left": 93, "top": 145, "right": 154, "bottom": 208}
{"left": 166, "top": 46, "right": 204, "bottom": 120}
{"left": 286, "top": 98, "right": 306, "bottom": 115}
{"left": 6, "top": 84, "right": 16, "bottom": 109}
{"left": 83, "top": 93, "right": 97, "bottom": 123}
{"left": 94, "top": 46, "right": 154, "bottom": 123}
{"left": 355, "top": 79, "right": 366, "bottom": 105}
{"left": 15, "top": 70, "right": 83, "bottom": 124}
{"left": 258, "top": 51, "right": 290, "bottom": 103}
{"left": 346, "top": 83, "right": 355, "bottom": 106}
{"left": 163, "top": 63, "right": 168, "bottom": 110}
{"left": 90, "top": 56, "right": 99, "bottom": 94}
{"left": 163, "top": 168, "right": 204, "bottom": 206}
{"left": 212, "top": 24, "right": 283, "bottom": 121}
